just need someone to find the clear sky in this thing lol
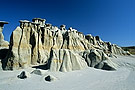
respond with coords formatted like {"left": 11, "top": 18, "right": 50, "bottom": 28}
{"left": 0, "top": 0, "right": 135, "bottom": 46}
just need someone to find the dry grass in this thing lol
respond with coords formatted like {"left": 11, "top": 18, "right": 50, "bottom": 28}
{"left": 122, "top": 46, "right": 135, "bottom": 55}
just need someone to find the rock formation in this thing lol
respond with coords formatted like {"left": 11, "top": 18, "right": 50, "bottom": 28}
{"left": 31, "top": 69, "right": 43, "bottom": 75}
{"left": 48, "top": 49, "right": 88, "bottom": 72}
{"left": 0, "top": 21, "right": 9, "bottom": 69}
{"left": 0, "top": 21, "right": 9, "bottom": 49}
{"left": 1, "top": 18, "right": 130, "bottom": 71}
{"left": 45, "top": 75, "right": 57, "bottom": 82}
{"left": 17, "top": 71, "right": 30, "bottom": 79}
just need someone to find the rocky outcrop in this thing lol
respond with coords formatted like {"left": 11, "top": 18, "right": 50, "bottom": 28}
{"left": 0, "top": 21, "right": 9, "bottom": 69}
{"left": 0, "top": 21, "right": 9, "bottom": 49}
{"left": 82, "top": 49, "right": 109, "bottom": 67}
{"left": 1, "top": 18, "right": 130, "bottom": 71}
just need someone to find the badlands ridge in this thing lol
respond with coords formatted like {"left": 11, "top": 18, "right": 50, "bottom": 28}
{"left": 0, "top": 18, "right": 130, "bottom": 72}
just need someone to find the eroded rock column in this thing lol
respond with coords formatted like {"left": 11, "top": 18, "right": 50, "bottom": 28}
{"left": 0, "top": 21, "right": 9, "bottom": 49}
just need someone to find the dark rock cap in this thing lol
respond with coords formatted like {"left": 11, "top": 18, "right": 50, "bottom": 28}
{"left": 19, "top": 20, "right": 30, "bottom": 23}
{"left": 32, "top": 18, "right": 46, "bottom": 22}
{"left": 60, "top": 24, "right": 66, "bottom": 27}
{"left": 45, "top": 23, "right": 52, "bottom": 27}
{"left": 0, "top": 21, "right": 9, "bottom": 27}
{"left": 31, "top": 22, "right": 40, "bottom": 25}
{"left": 0, "top": 21, "right": 9, "bottom": 24}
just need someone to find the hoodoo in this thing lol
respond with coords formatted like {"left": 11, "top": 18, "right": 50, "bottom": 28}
{"left": 0, "top": 21, "right": 9, "bottom": 49}
{"left": 1, "top": 18, "right": 130, "bottom": 71}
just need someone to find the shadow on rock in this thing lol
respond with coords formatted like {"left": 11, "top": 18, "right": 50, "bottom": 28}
{"left": 0, "top": 49, "right": 8, "bottom": 59}
{"left": 32, "top": 64, "right": 49, "bottom": 70}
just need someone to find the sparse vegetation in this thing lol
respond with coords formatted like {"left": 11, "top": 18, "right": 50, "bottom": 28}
{"left": 122, "top": 46, "right": 135, "bottom": 55}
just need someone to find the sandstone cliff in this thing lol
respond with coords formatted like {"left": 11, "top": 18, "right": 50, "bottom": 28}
{"left": 1, "top": 18, "right": 130, "bottom": 71}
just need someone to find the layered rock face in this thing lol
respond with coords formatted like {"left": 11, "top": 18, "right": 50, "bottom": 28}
{"left": 2, "top": 18, "right": 129, "bottom": 71}
{"left": 48, "top": 49, "right": 88, "bottom": 72}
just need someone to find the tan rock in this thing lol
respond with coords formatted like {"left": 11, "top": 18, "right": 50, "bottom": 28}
{"left": 48, "top": 49, "right": 88, "bottom": 72}
{"left": 2, "top": 18, "right": 129, "bottom": 71}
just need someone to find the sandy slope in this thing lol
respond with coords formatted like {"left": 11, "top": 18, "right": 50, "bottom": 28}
{"left": 0, "top": 56, "right": 135, "bottom": 90}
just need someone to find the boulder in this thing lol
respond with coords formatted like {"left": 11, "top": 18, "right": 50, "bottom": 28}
{"left": 31, "top": 69, "right": 42, "bottom": 75}
{"left": 17, "top": 71, "right": 30, "bottom": 79}
{"left": 44, "top": 75, "right": 57, "bottom": 82}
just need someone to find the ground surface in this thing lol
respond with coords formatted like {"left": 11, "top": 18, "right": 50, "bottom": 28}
{"left": 0, "top": 55, "right": 135, "bottom": 90}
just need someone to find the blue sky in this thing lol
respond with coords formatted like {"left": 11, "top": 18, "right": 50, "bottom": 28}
{"left": 0, "top": 0, "right": 135, "bottom": 46}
